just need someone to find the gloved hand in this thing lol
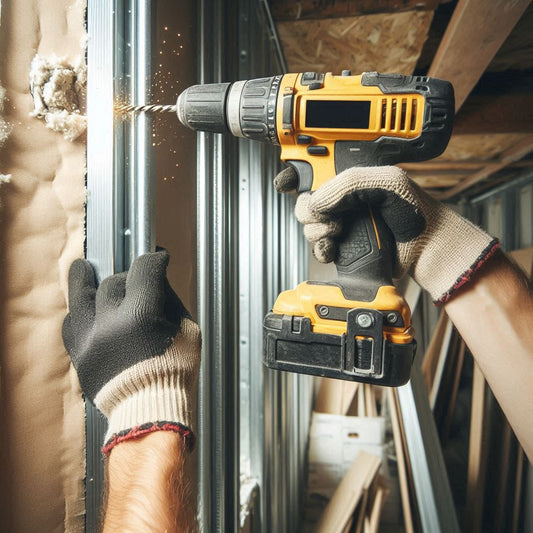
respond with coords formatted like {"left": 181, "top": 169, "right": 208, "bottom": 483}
{"left": 275, "top": 165, "right": 500, "bottom": 304}
{"left": 62, "top": 250, "right": 201, "bottom": 454}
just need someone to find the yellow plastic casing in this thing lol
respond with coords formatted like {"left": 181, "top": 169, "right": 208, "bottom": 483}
{"left": 272, "top": 282, "right": 414, "bottom": 345}
{"left": 276, "top": 73, "right": 425, "bottom": 190}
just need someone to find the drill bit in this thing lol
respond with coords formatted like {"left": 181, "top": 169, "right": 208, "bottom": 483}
{"left": 116, "top": 104, "right": 177, "bottom": 114}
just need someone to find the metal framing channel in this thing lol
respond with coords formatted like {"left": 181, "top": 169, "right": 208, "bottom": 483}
{"left": 126, "top": 0, "right": 155, "bottom": 261}
{"left": 237, "top": 1, "right": 288, "bottom": 529}
{"left": 86, "top": 4, "right": 115, "bottom": 528}
{"left": 196, "top": 1, "right": 311, "bottom": 530}
{"left": 469, "top": 170, "right": 533, "bottom": 205}
{"left": 397, "top": 365, "right": 460, "bottom": 532}
{"left": 86, "top": 1, "right": 154, "bottom": 529}
{"left": 502, "top": 190, "right": 518, "bottom": 251}
{"left": 197, "top": 0, "right": 240, "bottom": 531}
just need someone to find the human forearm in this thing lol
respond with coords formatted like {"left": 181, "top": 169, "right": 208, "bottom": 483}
{"left": 444, "top": 252, "right": 533, "bottom": 462}
{"left": 104, "top": 431, "right": 196, "bottom": 533}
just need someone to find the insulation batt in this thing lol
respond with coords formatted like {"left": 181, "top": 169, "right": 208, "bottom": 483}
{"left": 0, "top": 82, "right": 11, "bottom": 189}
{"left": 0, "top": 82, "right": 11, "bottom": 148}
{"left": 29, "top": 55, "right": 87, "bottom": 141}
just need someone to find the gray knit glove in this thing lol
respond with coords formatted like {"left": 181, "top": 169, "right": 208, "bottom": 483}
{"left": 62, "top": 250, "right": 201, "bottom": 454}
{"left": 276, "top": 165, "right": 499, "bottom": 304}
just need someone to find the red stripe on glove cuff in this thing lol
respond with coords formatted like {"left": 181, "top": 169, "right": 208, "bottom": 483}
{"left": 102, "top": 421, "right": 196, "bottom": 455}
{"left": 437, "top": 239, "right": 501, "bottom": 305}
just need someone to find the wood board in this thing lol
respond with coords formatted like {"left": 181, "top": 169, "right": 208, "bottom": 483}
{"left": 276, "top": 11, "right": 433, "bottom": 74}
{"left": 315, "top": 451, "right": 382, "bottom": 533}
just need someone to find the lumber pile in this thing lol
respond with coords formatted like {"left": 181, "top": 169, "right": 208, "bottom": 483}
{"left": 305, "top": 377, "right": 422, "bottom": 532}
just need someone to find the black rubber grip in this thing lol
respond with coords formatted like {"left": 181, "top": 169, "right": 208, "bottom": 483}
{"left": 334, "top": 204, "right": 396, "bottom": 302}
{"left": 177, "top": 83, "right": 231, "bottom": 134}
{"left": 238, "top": 76, "right": 281, "bottom": 144}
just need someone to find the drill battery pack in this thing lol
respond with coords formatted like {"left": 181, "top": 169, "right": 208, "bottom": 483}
{"left": 263, "top": 282, "right": 416, "bottom": 386}
{"left": 263, "top": 309, "right": 416, "bottom": 386}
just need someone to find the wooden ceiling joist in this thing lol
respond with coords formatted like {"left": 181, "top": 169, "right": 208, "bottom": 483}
{"left": 428, "top": 0, "right": 533, "bottom": 112}
{"left": 400, "top": 160, "right": 533, "bottom": 172}
{"left": 434, "top": 135, "right": 533, "bottom": 200}
{"left": 454, "top": 93, "right": 533, "bottom": 135}
{"left": 269, "top": 0, "right": 443, "bottom": 21}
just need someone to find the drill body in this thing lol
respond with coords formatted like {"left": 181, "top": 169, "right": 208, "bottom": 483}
{"left": 178, "top": 71, "right": 454, "bottom": 386}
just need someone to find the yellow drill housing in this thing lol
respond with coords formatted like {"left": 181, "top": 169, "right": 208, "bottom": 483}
{"left": 276, "top": 73, "right": 425, "bottom": 189}
{"left": 177, "top": 71, "right": 454, "bottom": 385}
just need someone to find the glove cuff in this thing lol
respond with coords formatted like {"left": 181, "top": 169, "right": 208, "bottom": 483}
{"left": 410, "top": 206, "right": 500, "bottom": 303}
{"left": 95, "top": 342, "right": 199, "bottom": 454}
{"left": 434, "top": 238, "right": 500, "bottom": 304}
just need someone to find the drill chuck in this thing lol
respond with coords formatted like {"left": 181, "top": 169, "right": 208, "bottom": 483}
{"left": 177, "top": 82, "right": 231, "bottom": 134}
{"left": 177, "top": 76, "right": 282, "bottom": 144}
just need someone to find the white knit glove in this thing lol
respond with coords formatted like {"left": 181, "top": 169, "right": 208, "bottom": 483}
{"left": 63, "top": 251, "right": 201, "bottom": 454}
{"left": 277, "top": 165, "right": 500, "bottom": 304}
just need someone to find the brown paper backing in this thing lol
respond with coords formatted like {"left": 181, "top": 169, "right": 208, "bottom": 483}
{"left": 0, "top": 1, "right": 87, "bottom": 531}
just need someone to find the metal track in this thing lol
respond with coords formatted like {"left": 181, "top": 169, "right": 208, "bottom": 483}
{"left": 398, "top": 282, "right": 460, "bottom": 533}
{"left": 86, "top": 1, "right": 154, "bottom": 530}
{"left": 86, "top": 4, "right": 115, "bottom": 530}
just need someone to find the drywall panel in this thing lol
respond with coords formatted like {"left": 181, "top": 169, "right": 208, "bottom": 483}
{"left": 0, "top": 1, "right": 86, "bottom": 531}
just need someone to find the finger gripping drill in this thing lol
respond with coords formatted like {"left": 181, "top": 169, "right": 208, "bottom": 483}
{"left": 177, "top": 71, "right": 454, "bottom": 386}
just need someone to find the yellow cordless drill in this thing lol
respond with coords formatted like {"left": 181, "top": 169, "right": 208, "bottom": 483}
{"left": 176, "top": 71, "right": 454, "bottom": 386}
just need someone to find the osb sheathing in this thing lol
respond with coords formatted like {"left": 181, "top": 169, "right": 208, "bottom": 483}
{"left": 0, "top": 0, "right": 86, "bottom": 531}
{"left": 276, "top": 11, "right": 434, "bottom": 74}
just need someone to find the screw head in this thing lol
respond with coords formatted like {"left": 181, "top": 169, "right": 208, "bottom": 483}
{"left": 356, "top": 313, "right": 373, "bottom": 328}
{"left": 318, "top": 305, "right": 329, "bottom": 317}
{"left": 386, "top": 312, "right": 399, "bottom": 324}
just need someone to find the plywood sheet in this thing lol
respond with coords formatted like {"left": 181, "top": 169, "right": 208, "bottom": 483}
{"left": 0, "top": 0, "right": 86, "bottom": 531}
{"left": 277, "top": 11, "right": 433, "bottom": 74}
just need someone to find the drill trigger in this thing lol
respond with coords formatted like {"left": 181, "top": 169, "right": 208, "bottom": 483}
{"left": 286, "top": 160, "right": 314, "bottom": 192}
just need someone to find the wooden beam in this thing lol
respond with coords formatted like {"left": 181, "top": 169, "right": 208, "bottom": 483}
{"left": 413, "top": 176, "right": 464, "bottom": 189}
{"left": 428, "top": 0, "right": 532, "bottom": 111}
{"left": 388, "top": 389, "right": 415, "bottom": 533}
{"left": 454, "top": 93, "right": 533, "bottom": 134}
{"left": 269, "top": 0, "right": 442, "bottom": 21}
{"left": 434, "top": 134, "right": 533, "bottom": 199}
{"left": 512, "top": 448, "right": 525, "bottom": 533}
{"left": 441, "top": 339, "right": 466, "bottom": 444}
{"left": 400, "top": 160, "right": 533, "bottom": 172}
{"left": 465, "top": 362, "right": 488, "bottom": 533}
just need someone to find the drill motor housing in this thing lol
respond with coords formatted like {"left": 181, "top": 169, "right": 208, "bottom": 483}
{"left": 178, "top": 71, "right": 454, "bottom": 386}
